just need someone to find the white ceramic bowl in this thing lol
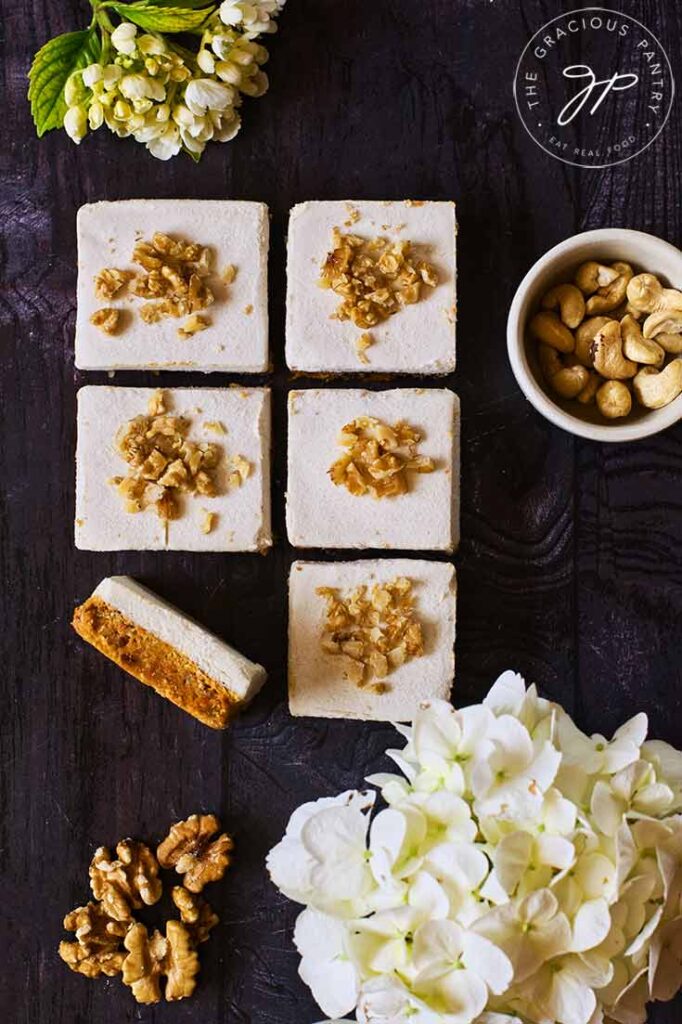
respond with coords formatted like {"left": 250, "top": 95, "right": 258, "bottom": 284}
{"left": 507, "top": 229, "right": 682, "bottom": 442}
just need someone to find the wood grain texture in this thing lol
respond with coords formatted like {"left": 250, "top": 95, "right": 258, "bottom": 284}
{"left": 1, "top": 0, "right": 681, "bottom": 1020}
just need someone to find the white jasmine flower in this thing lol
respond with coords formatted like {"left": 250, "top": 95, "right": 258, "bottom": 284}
{"left": 63, "top": 104, "right": 87, "bottom": 142}
{"left": 111, "top": 21, "right": 138, "bottom": 55}
{"left": 294, "top": 909, "right": 359, "bottom": 1019}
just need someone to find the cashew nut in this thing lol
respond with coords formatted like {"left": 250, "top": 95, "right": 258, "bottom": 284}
{"left": 541, "top": 283, "right": 586, "bottom": 329}
{"left": 576, "top": 371, "right": 601, "bottom": 405}
{"left": 596, "top": 381, "right": 632, "bottom": 419}
{"left": 574, "top": 316, "right": 611, "bottom": 366}
{"left": 590, "top": 320, "right": 638, "bottom": 379}
{"left": 529, "top": 311, "right": 575, "bottom": 353}
{"left": 626, "top": 273, "right": 682, "bottom": 314}
{"left": 538, "top": 344, "right": 589, "bottom": 398}
{"left": 642, "top": 309, "right": 682, "bottom": 340}
{"left": 656, "top": 333, "right": 682, "bottom": 355}
{"left": 585, "top": 261, "right": 633, "bottom": 316}
{"left": 620, "top": 314, "right": 665, "bottom": 367}
{"left": 575, "top": 261, "right": 620, "bottom": 295}
{"left": 632, "top": 360, "right": 682, "bottom": 409}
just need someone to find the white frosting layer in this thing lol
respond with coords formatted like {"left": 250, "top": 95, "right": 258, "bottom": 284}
{"left": 75, "top": 200, "right": 269, "bottom": 372}
{"left": 95, "top": 576, "right": 266, "bottom": 701}
{"left": 76, "top": 386, "right": 271, "bottom": 552}
{"left": 286, "top": 388, "right": 460, "bottom": 552}
{"left": 286, "top": 200, "right": 457, "bottom": 374}
{"left": 289, "top": 559, "right": 456, "bottom": 722}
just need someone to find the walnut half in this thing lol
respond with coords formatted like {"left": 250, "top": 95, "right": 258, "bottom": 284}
{"left": 59, "top": 901, "right": 128, "bottom": 978}
{"left": 89, "top": 839, "right": 162, "bottom": 922}
{"left": 157, "top": 814, "right": 234, "bottom": 893}
{"left": 121, "top": 920, "right": 200, "bottom": 1004}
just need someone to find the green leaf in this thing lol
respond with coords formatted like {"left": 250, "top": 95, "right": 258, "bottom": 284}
{"left": 108, "top": 2, "right": 213, "bottom": 32}
{"left": 140, "top": 0, "right": 216, "bottom": 8}
{"left": 28, "top": 28, "right": 101, "bottom": 136}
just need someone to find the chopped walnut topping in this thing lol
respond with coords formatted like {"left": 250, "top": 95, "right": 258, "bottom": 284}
{"left": 344, "top": 204, "right": 360, "bottom": 226}
{"left": 111, "top": 391, "right": 237, "bottom": 522}
{"left": 122, "top": 920, "right": 199, "bottom": 1004}
{"left": 171, "top": 887, "right": 219, "bottom": 945}
{"left": 319, "top": 228, "right": 438, "bottom": 329}
{"left": 355, "top": 331, "right": 373, "bottom": 364}
{"left": 148, "top": 388, "right": 167, "bottom": 416}
{"left": 329, "top": 416, "right": 435, "bottom": 498}
{"left": 178, "top": 314, "right": 210, "bottom": 338}
{"left": 59, "top": 901, "right": 128, "bottom": 978}
{"left": 89, "top": 840, "right": 162, "bottom": 922}
{"left": 94, "top": 268, "right": 132, "bottom": 301}
{"left": 244, "top": 304, "right": 253, "bottom": 315}
{"left": 90, "top": 307, "right": 121, "bottom": 335}
{"left": 203, "top": 420, "right": 226, "bottom": 434}
{"left": 221, "top": 263, "right": 237, "bottom": 285}
{"left": 317, "top": 577, "right": 425, "bottom": 690}
{"left": 228, "top": 454, "right": 251, "bottom": 489}
{"left": 95, "top": 233, "right": 222, "bottom": 333}
{"left": 200, "top": 509, "right": 216, "bottom": 534}
{"left": 157, "top": 814, "right": 234, "bottom": 893}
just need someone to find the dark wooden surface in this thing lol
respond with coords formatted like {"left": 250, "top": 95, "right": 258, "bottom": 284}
{"left": 2, "top": 1, "right": 682, "bottom": 1021}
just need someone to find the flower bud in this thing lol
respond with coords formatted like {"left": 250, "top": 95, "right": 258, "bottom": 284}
{"left": 111, "top": 21, "right": 138, "bottom": 56}
{"left": 215, "top": 62, "right": 242, "bottom": 85}
{"left": 64, "top": 105, "right": 88, "bottom": 143}
{"left": 88, "top": 101, "right": 104, "bottom": 130}
{"left": 82, "top": 63, "right": 103, "bottom": 88}
{"left": 64, "top": 71, "right": 87, "bottom": 107}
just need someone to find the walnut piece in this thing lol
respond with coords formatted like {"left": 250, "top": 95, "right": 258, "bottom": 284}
{"left": 319, "top": 228, "right": 438, "bottom": 329}
{"left": 94, "top": 268, "right": 131, "bottom": 301}
{"left": 59, "top": 901, "right": 128, "bottom": 978}
{"left": 177, "top": 314, "right": 210, "bottom": 338}
{"left": 89, "top": 840, "right": 162, "bottom": 922}
{"left": 94, "top": 232, "right": 222, "bottom": 334}
{"left": 157, "top": 814, "right": 234, "bottom": 893}
{"left": 200, "top": 509, "right": 217, "bottom": 534}
{"left": 90, "top": 307, "right": 121, "bottom": 335}
{"left": 121, "top": 919, "right": 200, "bottom": 1004}
{"left": 317, "top": 577, "right": 425, "bottom": 690}
{"left": 329, "top": 416, "right": 435, "bottom": 499}
{"left": 111, "top": 390, "right": 238, "bottom": 522}
{"left": 355, "top": 331, "right": 373, "bottom": 364}
{"left": 172, "top": 886, "right": 219, "bottom": 944}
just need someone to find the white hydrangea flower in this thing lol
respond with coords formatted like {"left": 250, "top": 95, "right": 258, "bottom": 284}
{"left": 268, "top": 674, "right": 682, "bottom": 1024}
{"left": 294, "top": 909, "right": 359, "bottom": 1019}
{"left": 411, "top": 920, "right": 513, "bottom": 1023}
{"left": 266, "top": 791, "right": 377, "bottom": 918}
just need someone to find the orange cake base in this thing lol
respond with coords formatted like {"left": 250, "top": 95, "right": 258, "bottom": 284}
{"left": 73, "top": 596, "right": 242, "bottom": 729}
